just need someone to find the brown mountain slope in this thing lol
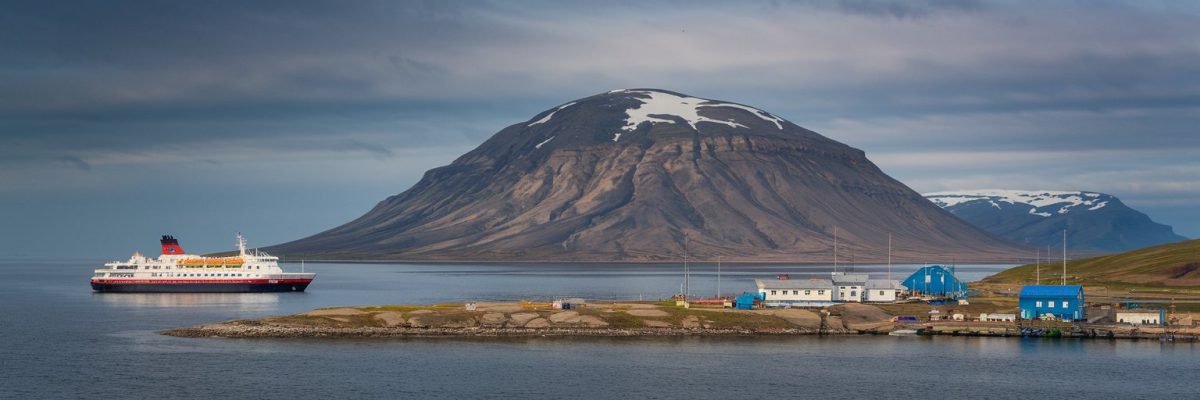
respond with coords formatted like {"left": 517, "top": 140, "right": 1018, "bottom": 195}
{"left": 269, "top": 89, "right": 1027, "bottom": 262}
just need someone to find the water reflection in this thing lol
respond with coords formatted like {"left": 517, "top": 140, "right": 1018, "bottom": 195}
{"left": 94, "top": 292, "right": 282, "bottom": 310}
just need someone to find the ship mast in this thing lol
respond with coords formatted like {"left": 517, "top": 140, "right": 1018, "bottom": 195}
{"left": 236, "top": 232, "right": 247, "bottom": 256}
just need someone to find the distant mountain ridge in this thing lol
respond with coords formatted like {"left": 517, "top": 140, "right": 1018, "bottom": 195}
{"left": 268, "top": 89, "right": 1028, "bottom": 262}
{"left": 926, "top": 190, "right": 1187, "bottom": 253}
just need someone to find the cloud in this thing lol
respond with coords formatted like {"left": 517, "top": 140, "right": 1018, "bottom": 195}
{"left": 335, "top": 139, "right": 395, "bottom": 159}
{"left": 2, "top": 0, "right": 1199, "bottom": 249}
{"left": 781, "top": 0, "right": 984, "bottom": 19}
{"left": 55, "top": 155, "right": 91, "bottom": 171}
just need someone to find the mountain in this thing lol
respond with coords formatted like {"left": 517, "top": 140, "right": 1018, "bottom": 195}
{"left": 270, "top": 89, "right": 1027, "bottom": 262}
{"left": 983, "top": 239, "right": 1200, "bottom": 288}
{"left": 925, "top": 190, "right": 1187, "bottom": 253}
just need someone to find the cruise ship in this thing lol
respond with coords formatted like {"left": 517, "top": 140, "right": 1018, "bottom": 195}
{"left": 91, "top": 234, "right": 315, "bottom": 293}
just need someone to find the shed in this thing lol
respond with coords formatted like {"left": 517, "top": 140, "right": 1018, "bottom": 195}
{"left": 734, "top": 293, "right": 763, "bottom": 310}
{"left": 1019, "top": 285, "right": 1084, "bottom": 321}
{"left": 864, "top": 279, "right": 905, "bottom": 303}
{"left": 901, "top": 265, "right": 968, "bottom": 299}
{"left": 980, "top": 313, "right": 1016, "bottom": 322}
{"left": 1116, "top": 310, "right": 1163, "bottom": 326}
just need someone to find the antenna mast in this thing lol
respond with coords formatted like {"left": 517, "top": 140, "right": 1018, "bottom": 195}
{"left": 717, "top": 255, "right": 722, "bottom": 299}
{"left": 887, "top": 233, "right": 892, "bottom": 280}
{"left": 236, "top": 232, "right": 247, "bottom": 256}
{"left": 1062, "top": 229, "right": 1067, "bottom": 285}
{"left": 683, "top": 234, "right": 689, "bottom": 300}
{"left": 833, "top": 226, "right": 839, "bottom": 273}
{"left": 1035, "top": 248, "right": 1040, "bottom": 285}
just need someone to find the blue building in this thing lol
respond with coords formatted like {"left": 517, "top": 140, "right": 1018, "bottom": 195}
{"left": 733, "top": 292, "right": 763, "bottom": 310}
{"left": 1019, "top": 285, "right": 1085, "bottom": 321}
{"left": 901, "top": 265, "right": 968, "bottom": 299}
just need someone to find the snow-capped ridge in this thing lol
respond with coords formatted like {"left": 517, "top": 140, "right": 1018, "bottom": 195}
{"left": 925, "top": 189, "right": 1111, "bottom": 217}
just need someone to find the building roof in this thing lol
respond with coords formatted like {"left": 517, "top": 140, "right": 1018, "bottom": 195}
{"left": 1019, "top": 285, "right": 1083, "bottom": 298}
{"left": 866, "top": 279, "right": 903, "bottom": 290}
{"left": 1115, "top": 311, "right": 1161, "bottom": 315}
{"left": 756, "top": 279, "right": 834, "bottom": 290}
{"left": 831, "top": 273, "right": 869, "bottom": 285}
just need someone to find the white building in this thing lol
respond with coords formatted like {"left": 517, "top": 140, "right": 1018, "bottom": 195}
{"left": 979, "top": 313, "right": 1016, "bottom": 322}
{"left": 864, "top": 280, "right": 905, "bottom": 303}
{"left": 831, "top": 273, "right": 869, "bottom": 302}
{"left": 756, "top": 279, "right": 835, "bottom": 307}
{"left": 756, "top": 273, "right": 908, "bottom": 307}
{"left": 1116, "top": 311, "right": 1161, "bottom": 326}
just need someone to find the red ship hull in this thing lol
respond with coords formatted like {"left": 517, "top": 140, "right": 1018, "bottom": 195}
{"left": 90, "top": 278, "right": 313, "bottom": 293}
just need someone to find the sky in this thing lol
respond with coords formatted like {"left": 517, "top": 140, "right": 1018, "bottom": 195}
{"left": 2, "top": 0, "right": 1198, "bottom": 257}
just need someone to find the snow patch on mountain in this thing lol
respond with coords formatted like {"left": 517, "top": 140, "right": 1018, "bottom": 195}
{"left": 527, "top": 102, "right": 576, "bottom": 127}
{"left": 925, "top": 189, "right": 1110, "bottom": 218}
{"left": 615, "top": 89, "right": 785, "bottom": 132}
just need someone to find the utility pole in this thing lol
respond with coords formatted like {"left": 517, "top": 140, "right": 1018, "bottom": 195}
{"left": 717, "top": 255, "right": 722, "bottom": 299}
{"left": 1035, "top": 248, "right": 1040, "bottom": 285}
{"left": 1061, "top": 230, "right": 1067, "bottom": 286}
{"left": 684, "top": 234, "right": 689, "bottom": 300}
{"left": 833, "top": 226, "right": 839, "bottom": 273}
{"left": 887, "top": 233, "right": 892, "bottom": 280}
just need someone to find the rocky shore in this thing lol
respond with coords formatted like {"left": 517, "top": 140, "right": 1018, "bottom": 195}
{"left": 161, "top": 301, "right": 1200, "bottom": 341}
{"left": 162, "top": 302, "right": 885, "bottom": 339}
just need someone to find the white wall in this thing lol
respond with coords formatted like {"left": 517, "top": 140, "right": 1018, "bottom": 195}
{"left": 864, "top": 289, "right": 899, "bottom": 302}
{"left": 759, "top": 287, "right": 832, "bottom": 302}
{"left": 1116, "top": 312, "right": 1160, "bottom": 326}
{"left": 834, "top": 285, "right": 864, "bottom": 302}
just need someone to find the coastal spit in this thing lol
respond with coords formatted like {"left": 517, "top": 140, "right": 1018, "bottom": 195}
{"left": 162, "top": 301, "right": 1200, "bottom": 341}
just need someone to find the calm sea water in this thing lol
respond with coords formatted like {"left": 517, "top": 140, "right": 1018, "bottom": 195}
{"left": 2, "top": 259, "right": 1195, "bottom": 399}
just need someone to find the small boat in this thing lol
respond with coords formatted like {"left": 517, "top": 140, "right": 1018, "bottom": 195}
{"left": 889, "top": 329, "right": 920, "bottom": 336}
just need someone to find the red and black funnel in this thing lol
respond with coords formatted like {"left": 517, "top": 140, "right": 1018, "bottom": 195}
{"left": 160, "top": 235, "right": 185, "bottom": 255}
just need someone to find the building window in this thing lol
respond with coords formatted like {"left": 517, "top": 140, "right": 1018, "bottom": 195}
{"left": 1036, "top": 301, "right": 1042, "bottom": 307}
{"left": 1062, "top": 301, "right": 1069, "bottom": 309}
{"left": 804, "top": 290, "right": 811, "bottom": 295}
{"left": 1048, "top": 301, "right": 1056, "bottom": 308}
{"left": 793, "top": 290, "right": 799, "bottom": 295}
{"left": 771, "top": 290, "right": 777, "bottom": 295}
{"left": 851, "top": 291, "right": 857, "bottom": 297}
{"left": 879, "top": 291, "right": 885, "bottom": 296}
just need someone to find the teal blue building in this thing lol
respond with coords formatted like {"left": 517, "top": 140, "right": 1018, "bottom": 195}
{"left": 901, "top": 265, "right": 968, "bottom": 299}
{"left": 1019, "top": 285, "right": 1084, "bottom": 321}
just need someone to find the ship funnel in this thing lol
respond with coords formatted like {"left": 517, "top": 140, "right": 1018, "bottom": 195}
{"left": 160, "top": 235, "right": 185, "bottom": 255}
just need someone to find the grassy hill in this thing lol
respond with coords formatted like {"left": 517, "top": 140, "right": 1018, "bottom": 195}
{"left": 983, "top": 239, "right": 1200, "bottom": 288}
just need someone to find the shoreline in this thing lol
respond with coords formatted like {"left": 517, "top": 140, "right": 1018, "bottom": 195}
{"left": 160, "top": 301, "right": 1200, "bottom": 342}
{"left": 268, "top": 259, "right": 1022, "bottom": 266}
